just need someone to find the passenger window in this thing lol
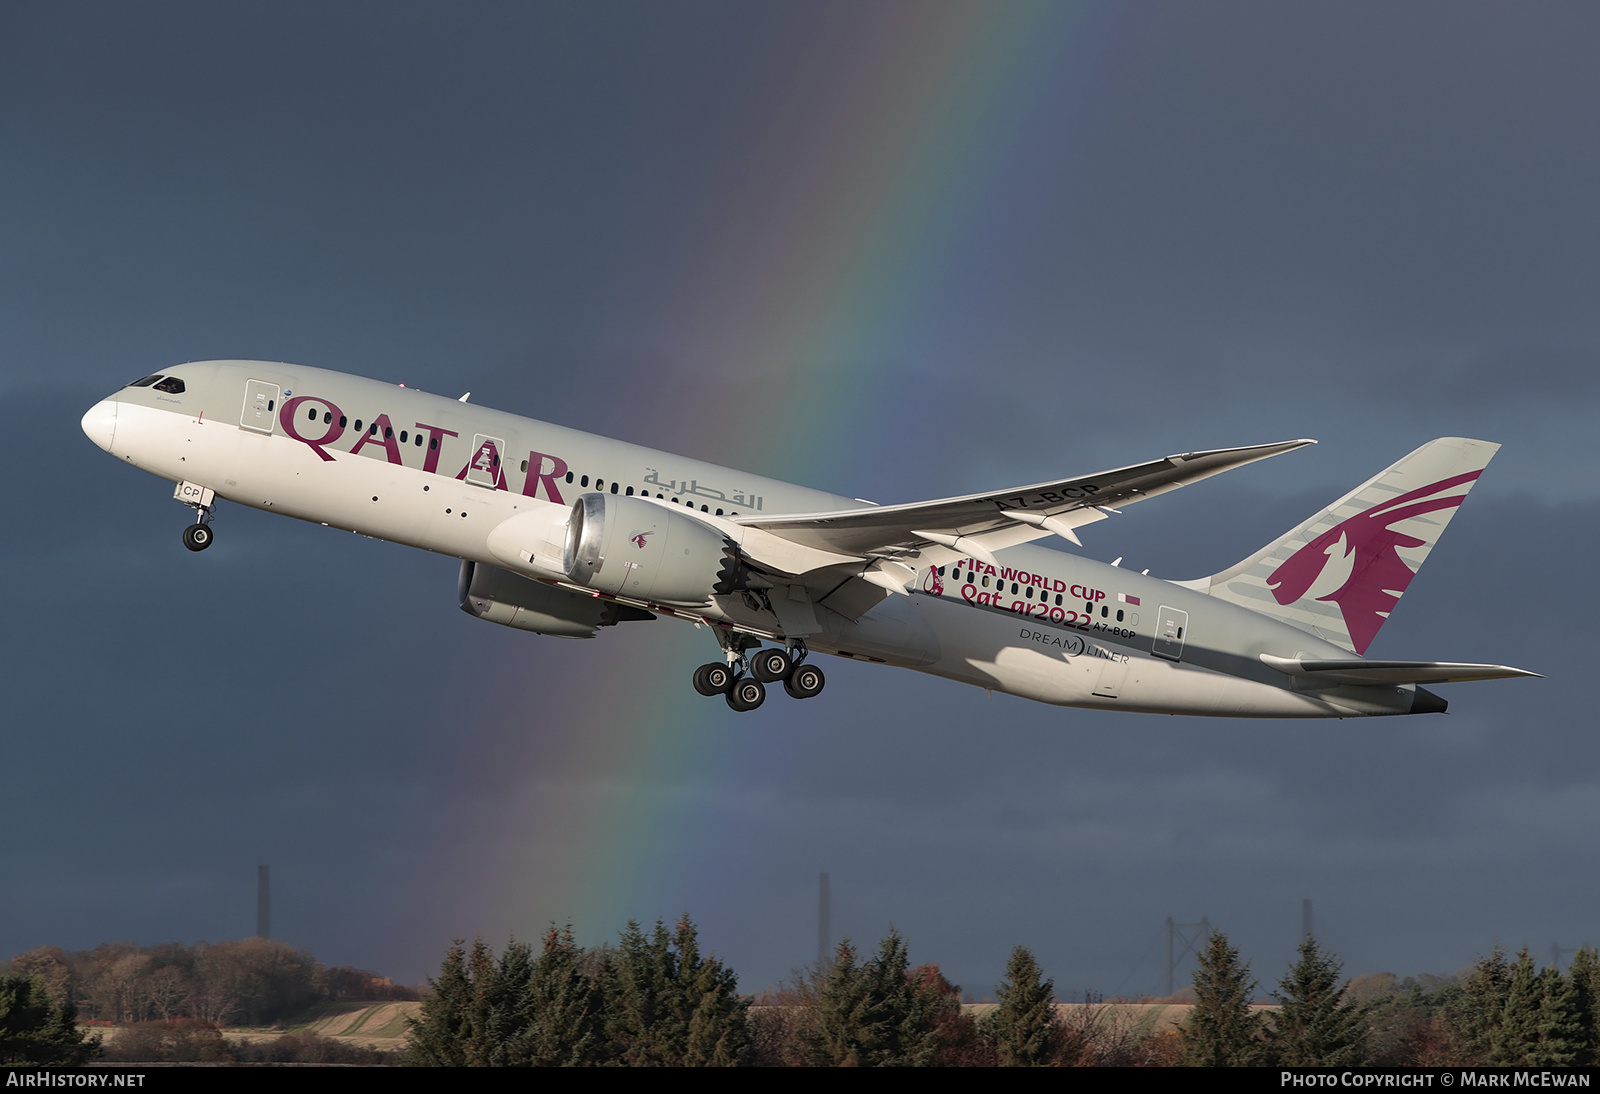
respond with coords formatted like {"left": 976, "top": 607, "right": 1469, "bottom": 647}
{"left": 1085, "top": 602, "right": 1093, "bottom": 613}
{"left": 1101, "top": 606, "right": 1109, "bottom": 618}
{"left": 128, "top": 374, "right": 163, "bottom": 387}
{"left": 384, "top": 426, "right": 393, "bottom": 439}
{"left": 324, "top": 411, "right": 333, "bottom": 425}
{"left": 428, "top": 437, "right": 436, "bottom": 449}
{"left": 566, "top": 472, "right": 574, "bottom": 483}
{"left": 611, "top": 482, "right": 618, "bottom": 494}
{"left": 521, "top": 459, "right": 528, "bottom": 473}
{"left": 1055, "top": 594, "right": 1062, "bottom": 606}
{"left": 596, "top": 479, "right": 604, "bottom": 490}
{"left": 626, "top": 486, "right": 634, "bottom": 496}
{"left": 1116, "top": 609, "right": 1124, "bottom": 622}
{"left": 581, "top": 475, "right": 589, "bottom": 487}
{"left": 308, "top": 407, "right": 318, "bottom": 421}
{"left": 354, "top": 419, "right": 363, "bottom": 432}
{"left": 399, "top": 430, "right": 408, "bottom": 443}
{"left": 368, "top": 423, "right": 377, "bottom": 436}
{"left": 339, "top": 416, "right": 347, "bottom": 427}
{"left": 982, "top": 576, "right": 990, "bottom": 588}
{"left": 415, "top": 434, "right": 423, "bottom": 447}
{"left": 715, "top": 508, "right": 722, "bottom": 515}
{"left": 701, "top": 504, "right": 709, "bottom": 512}
{"left": 1025, "top": 587, "right": 1033, "bottom": 599}
{"left": 1011, "top": 583, "right": 1018, "bottom": 594}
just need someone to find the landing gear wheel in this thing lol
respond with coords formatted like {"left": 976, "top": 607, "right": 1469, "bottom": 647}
{"left": 784, "top": 663, "right": 826, "bottom": 700}
{"left": 725, "top": 677, "right": 766, "bottom": 712}
{"left": 694, "top": 662, "right": 735, "bottom": 696}
{"left": 182, "top": 523, "right": 213, "bottom": 552}
{"left": 750, "top": 648, "right": 792, "bottom": 683}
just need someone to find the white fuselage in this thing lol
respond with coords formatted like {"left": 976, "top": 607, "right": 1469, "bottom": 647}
{"left": 83, "top": 360, "right": 1419, "bottom": 718}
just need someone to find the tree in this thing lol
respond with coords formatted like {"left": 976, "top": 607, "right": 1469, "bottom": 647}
{"left": 1530, "top": 964, "right": 1583, "bottom": 1067}
{"left": 816, "top": 930, "right": 940, "bottom": 1066}
{"left": 674, "top": 917, "right": 749, "bottom": 1066}
{"left": 1456, "top": 944, "right": 1512, "bottom": 1064}
{"left": 1570, "top": 946, "right": 1600, "bottom": 1067}
{"left": 1493, "top": 951, "right": 1580, "bottom": 1067}
{"left": 403, "top": 940, "right": 476, "bottom": 1066}
{"left": 516, "top": 925, "right": 604, "bottom": 1066}
{"left": 0, "top": 975, "right": 100, "bottom": 1066}
{"left": 984, "top": 945, "right": 1059, "bottom": 1066}
{"left": 1180, "top": 930, "right": 1262, "bottom": 1066}
{"left": 1267, "top": 936, "right": 1365, "bottom": 1066}
{"left": 606, "top": 915, "right": 747, "bottom": 1066}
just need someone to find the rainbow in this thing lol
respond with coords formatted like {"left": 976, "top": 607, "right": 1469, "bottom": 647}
{"left": 436, "top": 1, "right": 1131, "bottom": 972}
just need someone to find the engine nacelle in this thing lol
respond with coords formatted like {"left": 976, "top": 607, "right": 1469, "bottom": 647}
{"left": 563, "top": 493, "right": 733, "bottom": 607}
{"left": 458, "top": 561, "right": 653, "bottom": 638}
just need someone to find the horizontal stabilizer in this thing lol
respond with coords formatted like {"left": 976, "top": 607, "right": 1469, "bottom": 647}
{"left": 1259, "top": 654, "right": 1540, "bottom": 686}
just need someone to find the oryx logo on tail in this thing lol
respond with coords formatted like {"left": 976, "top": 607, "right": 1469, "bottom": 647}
{"left": 1266, "top": 471, "right": 1481, "bottom": 653}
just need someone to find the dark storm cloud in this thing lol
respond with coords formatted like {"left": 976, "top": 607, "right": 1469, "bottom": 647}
{"left": 2, "top": 2, "right": 1595, "bottom": 993}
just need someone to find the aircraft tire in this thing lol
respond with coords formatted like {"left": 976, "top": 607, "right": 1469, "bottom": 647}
{"left": 725, "top": 677, "right": 766, "bottom": 712}
{"left": 183, "top": 524, "right": 213, "bottom": 552}
{"left": 750, "top": 649, "right": 792, "bottom": 683}
{"left": 784, "top": 663, "right": 826, "bottom": 700}
{"left": 694, "top": 663, "right": 735, "bottom": 696}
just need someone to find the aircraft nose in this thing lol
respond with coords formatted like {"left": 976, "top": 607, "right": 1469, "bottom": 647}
{"left": 81, "top": 398, "right": 117, "bottom": 453}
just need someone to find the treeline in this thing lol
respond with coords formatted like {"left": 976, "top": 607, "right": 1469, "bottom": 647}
{"left": 2, "top": 937, "right": 415, "bottom": 1028}
{"left": 409, "top": 919, "right": 1600, "bottom": 1067}
{"left": 404, "top": 916, "right": 1174, "bottom": 1066}
{"left": 1183, "top": 932, "right": 1600, "bottom": 1067}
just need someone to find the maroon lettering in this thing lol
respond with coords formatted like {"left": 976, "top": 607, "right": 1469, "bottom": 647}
{"left": 521, "top": 451, "right": 568, "bottom": 504}
{"left": 415, "top": 422, "right": 459, "bottom": 475}
{"left": 349, "top": 413, "right": 404, "bottom": 465}
{"left": 278, "top": 396, "right": 345, "bottom": 462}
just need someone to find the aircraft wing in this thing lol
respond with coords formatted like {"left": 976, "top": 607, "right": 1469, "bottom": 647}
{"left": 735, "top": 439, "right": 1315, "bottom": 564}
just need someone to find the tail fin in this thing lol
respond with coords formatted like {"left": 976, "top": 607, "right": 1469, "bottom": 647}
{"left": 1196, "top": 437, "right": 1499, "bottom": 654}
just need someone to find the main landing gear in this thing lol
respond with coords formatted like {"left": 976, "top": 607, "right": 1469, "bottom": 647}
{"left": 175, "top": 481, "right": 216, "bottom": 552}
{"left": 692, "top": 633, "right": 826, "bottom": 712}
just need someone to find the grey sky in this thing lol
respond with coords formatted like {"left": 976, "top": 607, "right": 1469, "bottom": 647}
{"left": 3, "top": 2, "right": 1596, "bottom": 995}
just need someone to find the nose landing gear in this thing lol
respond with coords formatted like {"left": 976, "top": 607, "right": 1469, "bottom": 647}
{"left": 174, "top": 481, "right": 216, "bottom": 552}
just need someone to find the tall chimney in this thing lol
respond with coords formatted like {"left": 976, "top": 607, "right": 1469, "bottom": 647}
{"left": 817, "top": 872, "right": 831, "bottom": 968}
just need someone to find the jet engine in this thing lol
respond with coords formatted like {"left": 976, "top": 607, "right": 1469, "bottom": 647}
{"left": 458, "top": 560, "right": 653, "bottom": 638}
{"left": 563, "top": 493, "right": 736, "bottom": 607}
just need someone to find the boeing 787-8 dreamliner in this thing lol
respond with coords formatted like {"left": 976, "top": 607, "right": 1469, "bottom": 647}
{"left": 81, "top": 361, "right": 1536, "bottom": 715}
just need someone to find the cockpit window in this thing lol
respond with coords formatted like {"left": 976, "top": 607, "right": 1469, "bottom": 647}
{"left": 152, "top": 377, "right": 186, "bottom": 394}
{"left": 128, "top": 374, "right": 164, "bottom": 387}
